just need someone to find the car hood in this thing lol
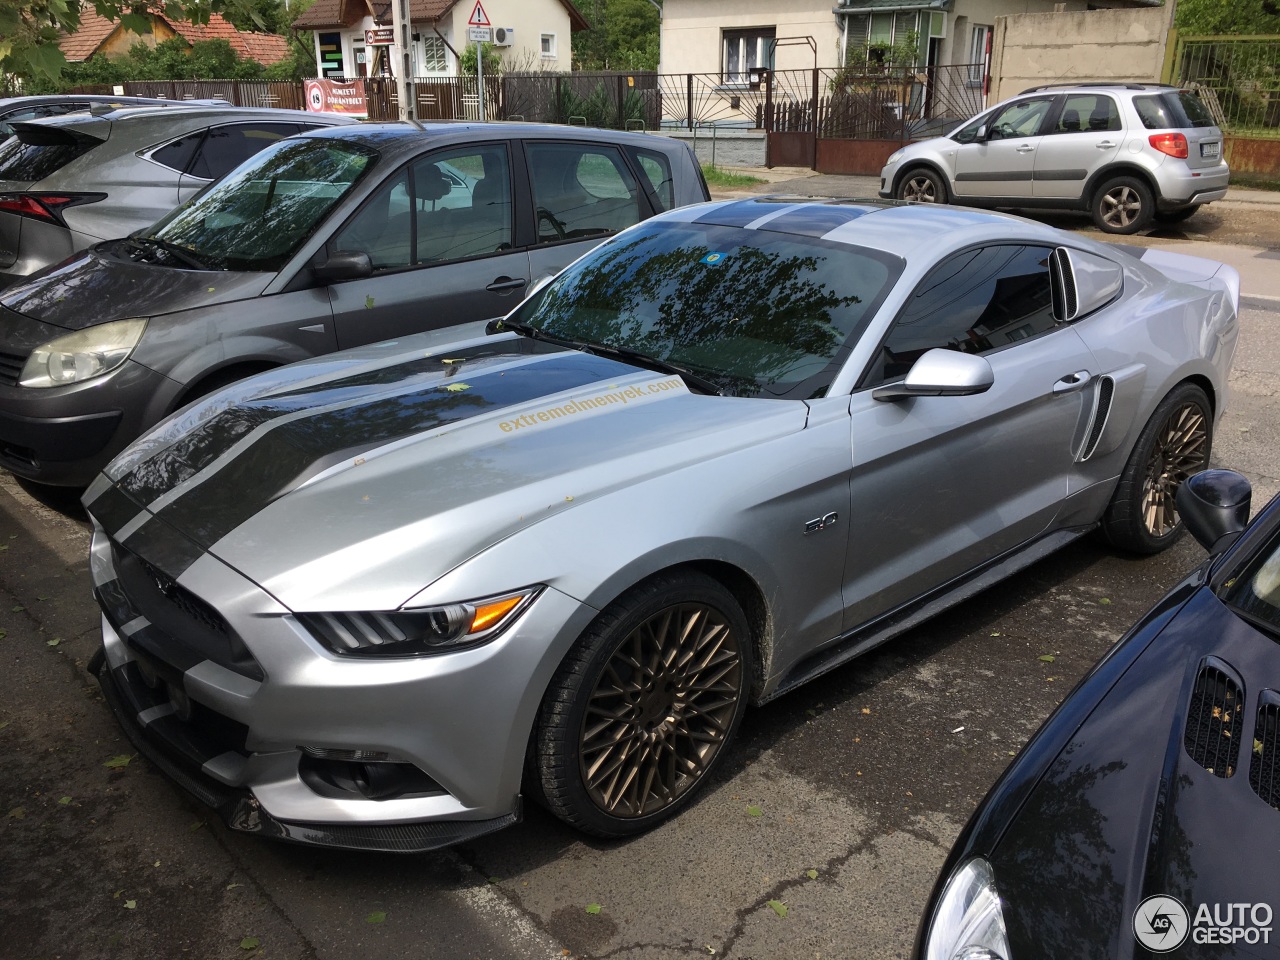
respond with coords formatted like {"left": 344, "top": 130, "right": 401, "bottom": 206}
{"left": 87, "top": 332, "right": 807, "bottom": 611}
{"left": 0, "top": 244, "right": 272, "bottom": 330}
{"left": 990, "top": 587, "right": 1280, "bottom": 959}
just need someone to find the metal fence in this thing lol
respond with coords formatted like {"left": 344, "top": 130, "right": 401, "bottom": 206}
{"left": 100, "top": 66, "right": 987, "bottom": 143}
{"left": 1170, "top": 35, "right": 1280, "bottom": 138}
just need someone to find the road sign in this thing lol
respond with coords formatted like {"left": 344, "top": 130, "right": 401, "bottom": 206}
{"left": 364, "top": 27, "right": 394, "bottom": 45}
{"left": 467, "top": 0, "right": 491, "bottom": 26}
{"left": 468, "top": 26, "right": 492, "bottom": 42}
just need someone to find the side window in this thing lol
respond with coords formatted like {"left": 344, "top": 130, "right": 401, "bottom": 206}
{"left": 526, "top": 142, "right": 642, "bottom": 244}
{"left": 151, "top": 129, "right": 205, "bottom": 173}
{"left": 188, "top": 123, "right": 302, "bottom": 180}
{"left": 1054, "top": 94, "right": 1120, "bottom": 133}
{"left": 628, "top": 147, "right": 674, "bottom": 212}
{"left": 334, "top": 143, "right": 512, "bottom": 271}
{"left": 987, "top": 98, "right": 1053, "bottom": 140}
{"left": 868, "top": 245, "right": 1056, "bottom": 385}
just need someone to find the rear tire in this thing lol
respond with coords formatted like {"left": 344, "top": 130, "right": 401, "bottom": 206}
{"left": 1100, "top": 383, "right": 1212, "bottom": 554}
{"left": 533, "top": 571, "right": 751, "bottom": 838}
{"left": 896, "top": 168, "right": 947, "bottom": 204}
{"left": 1091, "top": 176, "right": 1154, "bottom": 235}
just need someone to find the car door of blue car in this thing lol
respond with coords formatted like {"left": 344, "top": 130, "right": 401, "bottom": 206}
{"left": 841, "top": 243, "right": 1098, "bottom": 629}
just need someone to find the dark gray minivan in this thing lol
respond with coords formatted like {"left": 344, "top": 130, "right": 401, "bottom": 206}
{"left": 0, "top": 122, "right": 709, "bottom": 485}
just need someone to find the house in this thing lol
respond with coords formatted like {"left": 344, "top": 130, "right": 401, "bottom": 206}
{"left": 292, "top": 0, "right": 589, "bottom": 79}
{"left": 659, "top": 0, "right": 1160, "bottom": 81}
{"left": 59, "top": 9, "right": 290, "bottom": 66}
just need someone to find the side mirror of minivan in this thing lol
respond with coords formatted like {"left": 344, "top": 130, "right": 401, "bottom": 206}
{"left": 1177, "top": 469, "right": 1252, "bottom": 556}
{"left": 314, "top": 251, "right": 373, "bottom": 284}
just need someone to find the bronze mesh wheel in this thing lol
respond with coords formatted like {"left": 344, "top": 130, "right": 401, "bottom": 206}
{"left": 1101, "top": 383, "right": 1212, "bottom": 554}
{"left": 534, "top": 572, "right": 751, "bottom": 837}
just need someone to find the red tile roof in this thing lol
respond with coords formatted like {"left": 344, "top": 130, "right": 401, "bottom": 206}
{"left": 59, "top": 10, "right": 291, "bottom": 65}
{"left": 295, "top": 0, "right": 587, "bottom": 31}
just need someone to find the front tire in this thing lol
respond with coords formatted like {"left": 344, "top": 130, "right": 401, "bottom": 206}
{"left": 1100, "top": 383, "right": 1212, "bottom": 554}
{"left": 533, "top": 571, "right": 752, "bottom": 837}
{"left": 1091, "top": 176, "right": 1154, "bottom": 234}
{"left": 896, "top": 167, "right": 947, "bottom": 204}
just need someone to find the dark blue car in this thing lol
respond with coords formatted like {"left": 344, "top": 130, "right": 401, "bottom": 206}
{"left": 916, "top": 469, "right": 1278, "bottom": 960}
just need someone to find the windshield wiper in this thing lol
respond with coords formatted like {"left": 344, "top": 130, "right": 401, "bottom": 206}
{"left": 125, "top": 236, "right": 209, "bottom": 270}
{"left": 496, "top": 320, "right": 722, "bottom": 396}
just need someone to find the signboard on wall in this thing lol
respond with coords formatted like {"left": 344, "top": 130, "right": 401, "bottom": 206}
{"left": 317, "top": 31, "right": 344, "bottom": 78}
{"left": 304, "top": 78, "right": 368, "bottom": 117}
{"left": 364, "top": 27, "right": 395, "bottom": 46}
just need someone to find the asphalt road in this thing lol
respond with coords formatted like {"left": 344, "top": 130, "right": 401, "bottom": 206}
{"left": 2, "top": 235, "right": 1278, "bottom": 960}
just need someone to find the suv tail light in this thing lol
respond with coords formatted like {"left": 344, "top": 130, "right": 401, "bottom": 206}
{"left": 1149, "top": 133, "right": 1189, "bottom": 159}
{"left": 0, "top": 193, "right": 104, "bottom": 226}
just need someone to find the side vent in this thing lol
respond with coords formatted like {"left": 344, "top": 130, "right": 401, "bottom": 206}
{"left": 1049, "top": 248, "right": 1078, "bottom": 321}
{"left": 1077, "top": 376, "right": 1115, "bottom": 461}
{"left": 1249, "top": 696, "right": 1280, "bottom": 809}
{"left": 1183, "top": 660, "right": 1243, "bottom": 777}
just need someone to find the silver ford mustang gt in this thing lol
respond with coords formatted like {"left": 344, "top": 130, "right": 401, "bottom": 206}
{"left": 83, "top": 198, "right": 1239, "bottom": 851}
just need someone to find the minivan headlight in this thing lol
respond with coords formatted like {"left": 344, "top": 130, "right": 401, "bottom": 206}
{"left": 924, "top": 858, "right": 1012, "bottom": 960}
{"left": 19, "top": 318, "right": 148, "bottom": 388}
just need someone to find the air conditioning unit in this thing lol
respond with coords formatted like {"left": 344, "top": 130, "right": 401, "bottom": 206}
{"left": 493, "top": 26, "right": 515, "bottom": 46}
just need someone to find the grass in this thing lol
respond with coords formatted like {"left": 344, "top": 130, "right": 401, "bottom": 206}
{"left": 700, "top": 164, "right": 767, "bottom": 188}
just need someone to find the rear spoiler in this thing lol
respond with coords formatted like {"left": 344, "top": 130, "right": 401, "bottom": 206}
{"left": 13, "top": 117, "right": 111, "bottom": 144}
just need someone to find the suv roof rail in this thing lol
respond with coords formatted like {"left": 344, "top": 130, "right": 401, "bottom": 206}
{"left": 1017, "top": 82, "right": 1178, "bottom": 95}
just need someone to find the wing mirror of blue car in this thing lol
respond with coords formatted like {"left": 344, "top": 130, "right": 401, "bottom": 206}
{"left": 1177, "top": 468, "right": 1252, "bottom": 556}
{"left": 313, "top": 250, "right": 373, "bottom": 284}
{"left": 872, "top": 348, "right": 994, "bottom": 402}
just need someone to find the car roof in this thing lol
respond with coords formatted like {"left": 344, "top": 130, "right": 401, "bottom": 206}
{"left": 19, "top": 104, "right": 357, "bottom": 127}
{"left": 1017, "top": 82, "right": 1180, "bottom": 96}
{"left": 656, "top": 196, "right": 1066, "bottom": 261}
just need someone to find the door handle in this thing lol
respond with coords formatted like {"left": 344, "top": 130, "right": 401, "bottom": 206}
{"left": 1096, "top": 140, "right": 1117, "bottom": 148}
{"left": 486, "top": 276, "right": 528, "bottom": 293}
{"left": 1015, "top": 144, "right": 1034, "bottom": 153}
{"left": 1053, "top": 370, "right": 1092, "bottom": 394}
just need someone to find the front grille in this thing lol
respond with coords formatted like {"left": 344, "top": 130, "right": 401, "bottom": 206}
{"left": 1184, "top": 662, "right": 1244, "bottom": 777}
{"left": 137, "top": 554, "right": 228, "bottom": 636}
{"left": 0, "top": 349, "right": 26, "bottom": 386}
{"left": 1249, "top": 698, "right": 1280, "bottom": 809}
{"left": 1078, "top": 376, "right": 1115, "bottom": 461}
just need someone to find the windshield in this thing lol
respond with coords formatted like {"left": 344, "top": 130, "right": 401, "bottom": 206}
{"left": 137, "top": 137, "right": 376, "bottom": 272}
{"left": 1223, "top": 533, "right": 1280, "bottom": 635}
{"left": 507, "top": 219, "right": 902, "bottom": 399}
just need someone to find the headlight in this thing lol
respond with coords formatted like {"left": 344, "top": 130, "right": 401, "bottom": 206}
{"left": 924, "top": 858, "right": 1011, "bottom": 960}
{"left": 885, "top": 149, "right": 905, "bottom": 165}
{"left": 19, "top": 318, "right": 148, "bottom": 388}
{"left": 298, "top": 587, "right": 540, "bottom": 657}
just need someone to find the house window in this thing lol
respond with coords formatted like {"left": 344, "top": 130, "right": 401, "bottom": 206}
{"left": 723, "top": 28, "right": 775, "bottom": 84}
{"left": 842, "top": 12, "right": 920, "bottom": 68}
{"left": 420, "top": 36, "right": 448, "bottom": 73}
{"left": 541, "top": 33, "right": 557, "bottom": 58}
{"left": 968, "top": 25, "right": 992, "bottom": 84}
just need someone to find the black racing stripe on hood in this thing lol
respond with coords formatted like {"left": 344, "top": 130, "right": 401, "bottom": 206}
{"left": 122, "top": 513, "right": 210, "bottom": 581}
{"left": 758, "top": 204, "right": 870, "bottom": 238}
{"left": 116, "top": 339, "right": 565, "bottom": 505}
{"left": 88, "top": 484, "right": 145, "bottom": 539}
{"left": 152, "top": 351, "right": 635, "bottom": 550}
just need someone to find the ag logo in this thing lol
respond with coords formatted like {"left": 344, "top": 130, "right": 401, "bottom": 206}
{"left": 1134, "top": 895, "right": 1190, "bottom": 952}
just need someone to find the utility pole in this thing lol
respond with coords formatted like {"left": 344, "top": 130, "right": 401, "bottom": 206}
{"left": 390, "top": 0, "right": 416, "bottom": 122}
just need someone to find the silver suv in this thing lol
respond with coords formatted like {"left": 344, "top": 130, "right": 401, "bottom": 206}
{"left": 878, "top": 83, "right": 1229, "bottom": 234}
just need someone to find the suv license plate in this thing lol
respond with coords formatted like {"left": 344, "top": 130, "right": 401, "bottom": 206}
{"left": 1201, "top": 141, "right": 1221, "bottom": 159}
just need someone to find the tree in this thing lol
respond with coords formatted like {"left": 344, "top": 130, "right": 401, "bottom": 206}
{"left": 1174, "top": 0, "right": 1280, "bottom": 34}
{"left": 1, "top": 0, "right": 265, "bottom": 84}
{"left": 573, "top": 0, "right": 660, "bottom": 71}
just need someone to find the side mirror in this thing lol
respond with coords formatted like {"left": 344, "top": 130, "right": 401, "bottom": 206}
{"left": 873, "top": 349, "right": 994, "bottom": 401}
{"left": 314, "top": 250, "right": 372, "bottom": 284}
{"left": 1176, "top": 469, "right": 1252, "bottom": 556}
{"left": 974, "top": 123, "right": 988, "bottom": 141}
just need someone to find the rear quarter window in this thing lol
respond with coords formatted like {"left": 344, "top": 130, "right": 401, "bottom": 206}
{"left": 0, "top": 126, "right": 98, "bottom": 182}
{"left": 1133, "top": 91, "right": 1217, "bottom": 130}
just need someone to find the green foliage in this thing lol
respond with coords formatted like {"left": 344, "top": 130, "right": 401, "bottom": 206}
{"left": 555, "top": 80, "right": 644, "bottom": 127}
{"left": 844, "top": 29, "right": 920, "bottom": 71}
{"left": 459, "top": 41, "right": 503, "bottom": 76}
{"left": 1175, "top": 0, "right": 1280, "bottom": 34}
{"left": 573, "top": 0, "right": 659, "bottom": 70}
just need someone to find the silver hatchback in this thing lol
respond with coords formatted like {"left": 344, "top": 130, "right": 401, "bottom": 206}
{"left": 0, "top": 105, "right": 356, "bottom": 281}
{"left": 879, "top": 83, "right": 1229, "bottom": 234}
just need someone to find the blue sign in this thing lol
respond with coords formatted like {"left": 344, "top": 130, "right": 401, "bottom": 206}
{"left": 700, "top": 252, "right": 727, "bottom": 265}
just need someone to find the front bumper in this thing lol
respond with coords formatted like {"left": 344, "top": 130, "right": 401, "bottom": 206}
{"left": 86, "top": 520, "right": 596, "bottom": 849}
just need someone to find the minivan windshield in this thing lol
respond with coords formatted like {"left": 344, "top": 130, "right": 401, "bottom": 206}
{"left": 506, "top": 219, "right": 902, "bottom": 399}
{"left": 138, "top": 137, "right": 376, "bottom": 272}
